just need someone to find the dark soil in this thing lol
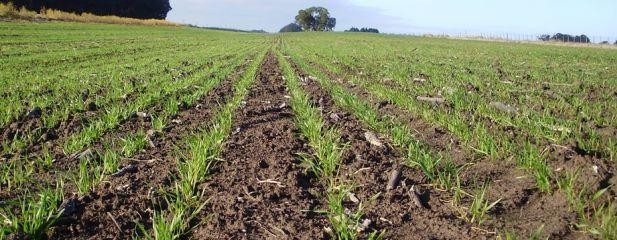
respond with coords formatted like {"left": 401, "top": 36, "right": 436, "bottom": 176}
{"left": 302, "top": 58, "right": 612, "bottom": 239}
{"left": 189, "top": 52, "right": 328, "bottom": 239}
{"left": 47, "top": 59, "right": 246, "bottom": 239}
{"left": 289, "top": 59, "right": 485, "bottom": 239}
{"left": 0, "top": 56, "right": 232, "bottom": 201}
{"left": 0, "top": 53, "right": 228, "bottom": 161}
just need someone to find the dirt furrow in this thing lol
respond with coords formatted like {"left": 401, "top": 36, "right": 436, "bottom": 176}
{"left": 288, "top": 58, "right": 482, "bottom": 239}
{"left": 189, "top": 53, "right": 327, "bottom": 239}
{"left": 47, "top": 60, "right": 247, "bottom": 239}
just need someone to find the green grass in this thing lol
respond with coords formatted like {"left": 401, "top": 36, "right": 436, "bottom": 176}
{"left": 0, "top": 183, "right": 64, "bottom": 239}
{"left": 467, "top": 184, "right": 501, "bottom": 225}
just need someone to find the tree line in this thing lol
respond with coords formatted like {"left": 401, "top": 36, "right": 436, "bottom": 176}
{"left": 345, "top": 27, "right": 379, "bottom": 33}
{"left": 538, "top": 33, "right": 591, "bottom": 43}
{"left": 0, "top": 0, "right": 172, "bottom": 19}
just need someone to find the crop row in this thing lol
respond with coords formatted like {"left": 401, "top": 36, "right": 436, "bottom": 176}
{"left": 1, "top": 47, "right": 268, "bottom": 239}
{"left": 280, "top": 36, "right": 616, "bottom": 239}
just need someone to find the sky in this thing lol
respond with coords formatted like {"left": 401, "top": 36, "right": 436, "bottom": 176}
{"left": 168, "top": 0, "right": 616, "bottom": 39}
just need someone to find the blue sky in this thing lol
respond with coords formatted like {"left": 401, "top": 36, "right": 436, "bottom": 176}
{"left": 168, "top": 0, "right": 616, "bottom": 39}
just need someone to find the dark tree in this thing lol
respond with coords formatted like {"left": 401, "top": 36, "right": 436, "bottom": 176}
{"left": 279, "top": 23, "right": 302, "bottom": 33}
{"left": 326, "top": 17, "right": 336, "bottom": 31}
{"left": 537, "top": 33, "right": 592, "bottom": 43}
{"left": 345, "top": 27, "right": 379, "bottom": 33}
{"left": 294, "top": 7, "right": 336, "bottom": 31}
{"left": 548, "top": 33, "right": 590, "bottom": 43}
{"left": 538, "top": 34, "right": 551, "bottom": 41}
{"left": 1, "top": 0, "right": 172, "bottom": 19}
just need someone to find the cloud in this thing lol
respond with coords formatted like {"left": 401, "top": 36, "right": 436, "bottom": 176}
{"left": 167, "top": 0, "right": 403, "bottom": 32}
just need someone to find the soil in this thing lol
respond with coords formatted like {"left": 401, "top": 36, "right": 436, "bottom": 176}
{"left": 0, "top": 56, "right": 232, "bottom": 201}
{"left": 302, "top": 58, "right": 613, "bottom": 239}
{"left": 47, "top": 59, "right": 246, "bottom": 239}
{"left": 188, "top": 52, "right": 328, "bottom": 239}
{"left": 2, "top": 49, "right": 613, "bottom": 239}
{"left": 289, "top": 59, "right": 485, "bottom": 239}
{"left": 0, "top": 52, "right": 228, "bottom": 161}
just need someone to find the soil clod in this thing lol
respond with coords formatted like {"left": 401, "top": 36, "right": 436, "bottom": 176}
{"left": 489, "top": 101, "right": 518, "bottom": 114}
{"left": 387, "top": 168, "right": 402, "bottom": 190}
{"left": 364, "top": 131, "right": 384, "bottom": 147}
{"left": 417, "top": 96, "right": 445, "bottom": 104}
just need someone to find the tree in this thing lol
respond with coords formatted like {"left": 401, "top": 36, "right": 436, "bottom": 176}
{"left": 294, "top": 7, "right": 335, "bottom": 31}
{"left": 549, "top": 33, "right": 590, "bottom": 43}
{"left": 326, "top": 17, "right": 336, "bottom": 31}
{"left": 279, "top": 23, "right": 302, "bottom": 33}
{"left": 1, "top": 0, "right": 172, "bottom": 19}
{"left": 538, "top": 34, "right": 551, "bottom": 41}
{"left": 537, "top": 33, "right": 592, "bottom": 43}
{"left": 295, "top": 8, "right": 314, "bottom": 31}
{"left": 345, "top": 27, "right": 379, "bottom": 33}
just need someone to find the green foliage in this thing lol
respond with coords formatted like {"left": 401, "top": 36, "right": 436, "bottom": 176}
{"left": 0, "top": 161, "right": 34, "bottom": 192}
{"left": 468, "top": 184, "right": 501, "bottom": 225}
{"left": 0, "top": 183, "right": 64, "bottom": 239}
{"left": 71, "top": 159, "right": 103, "bottom": 196}
{"left": 294, "top": 7, "right": 336, "bottom": 31}
{"left": 121, "top": 131, "right": 148, "bottom": 157}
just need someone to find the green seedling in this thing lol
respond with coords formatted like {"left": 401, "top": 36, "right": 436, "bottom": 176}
{"left": 468, "top": 184, "right": 501, "bottom": 225}
{"left": 121, "top": 131, "right": 148, "bottom": 157}
{"left": 0, "top": 183, "right": 64, "bottom": 239}
{"left": 71, "top": 159, "right": 102, "bottom": 196}
{"left": 0, "top": 161, "right": 34, "bottom": 192}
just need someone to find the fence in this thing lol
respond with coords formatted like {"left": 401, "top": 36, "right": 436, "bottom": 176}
{"left": 401, "top": 31, "right": 617, "bottom": 45}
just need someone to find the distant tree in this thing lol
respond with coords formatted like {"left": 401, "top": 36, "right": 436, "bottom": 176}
{"left": 599, "top": 41, "right": 609, "bottom": 44}
{"left": 550, "top": 33, "right": 590, "bottom": 43}
{"left": 614, "top": 40, "right": 617, "bottom": 45}
{"left": 1, "top": 0, "right": 172, "bottom": 19}
{"left": 538, "top": 34, "right": 551, "bottom": 41}
{"left": 279, "top": 23, "right": 302, "bottom": 33}
{"left": 345, "top": 27, "right": 379, "bottom": 33}
{"left": 537, "top": 33, "right": 591, "bottom": 43}
{"left": 294, "top": 7, "right": 336, "bottom": 31}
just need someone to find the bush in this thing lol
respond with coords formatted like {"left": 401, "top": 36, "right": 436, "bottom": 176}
{"left": 279, "top": 23, "right": 302, "bottom": 33}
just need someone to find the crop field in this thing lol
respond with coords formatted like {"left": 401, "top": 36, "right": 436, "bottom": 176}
{"left": 0, "top": 21, "right": 616, "bottom": 239}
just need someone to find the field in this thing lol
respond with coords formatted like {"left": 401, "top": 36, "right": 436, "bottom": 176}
{"left": 0, "top": 21, "right": 615, "bottom": 239}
